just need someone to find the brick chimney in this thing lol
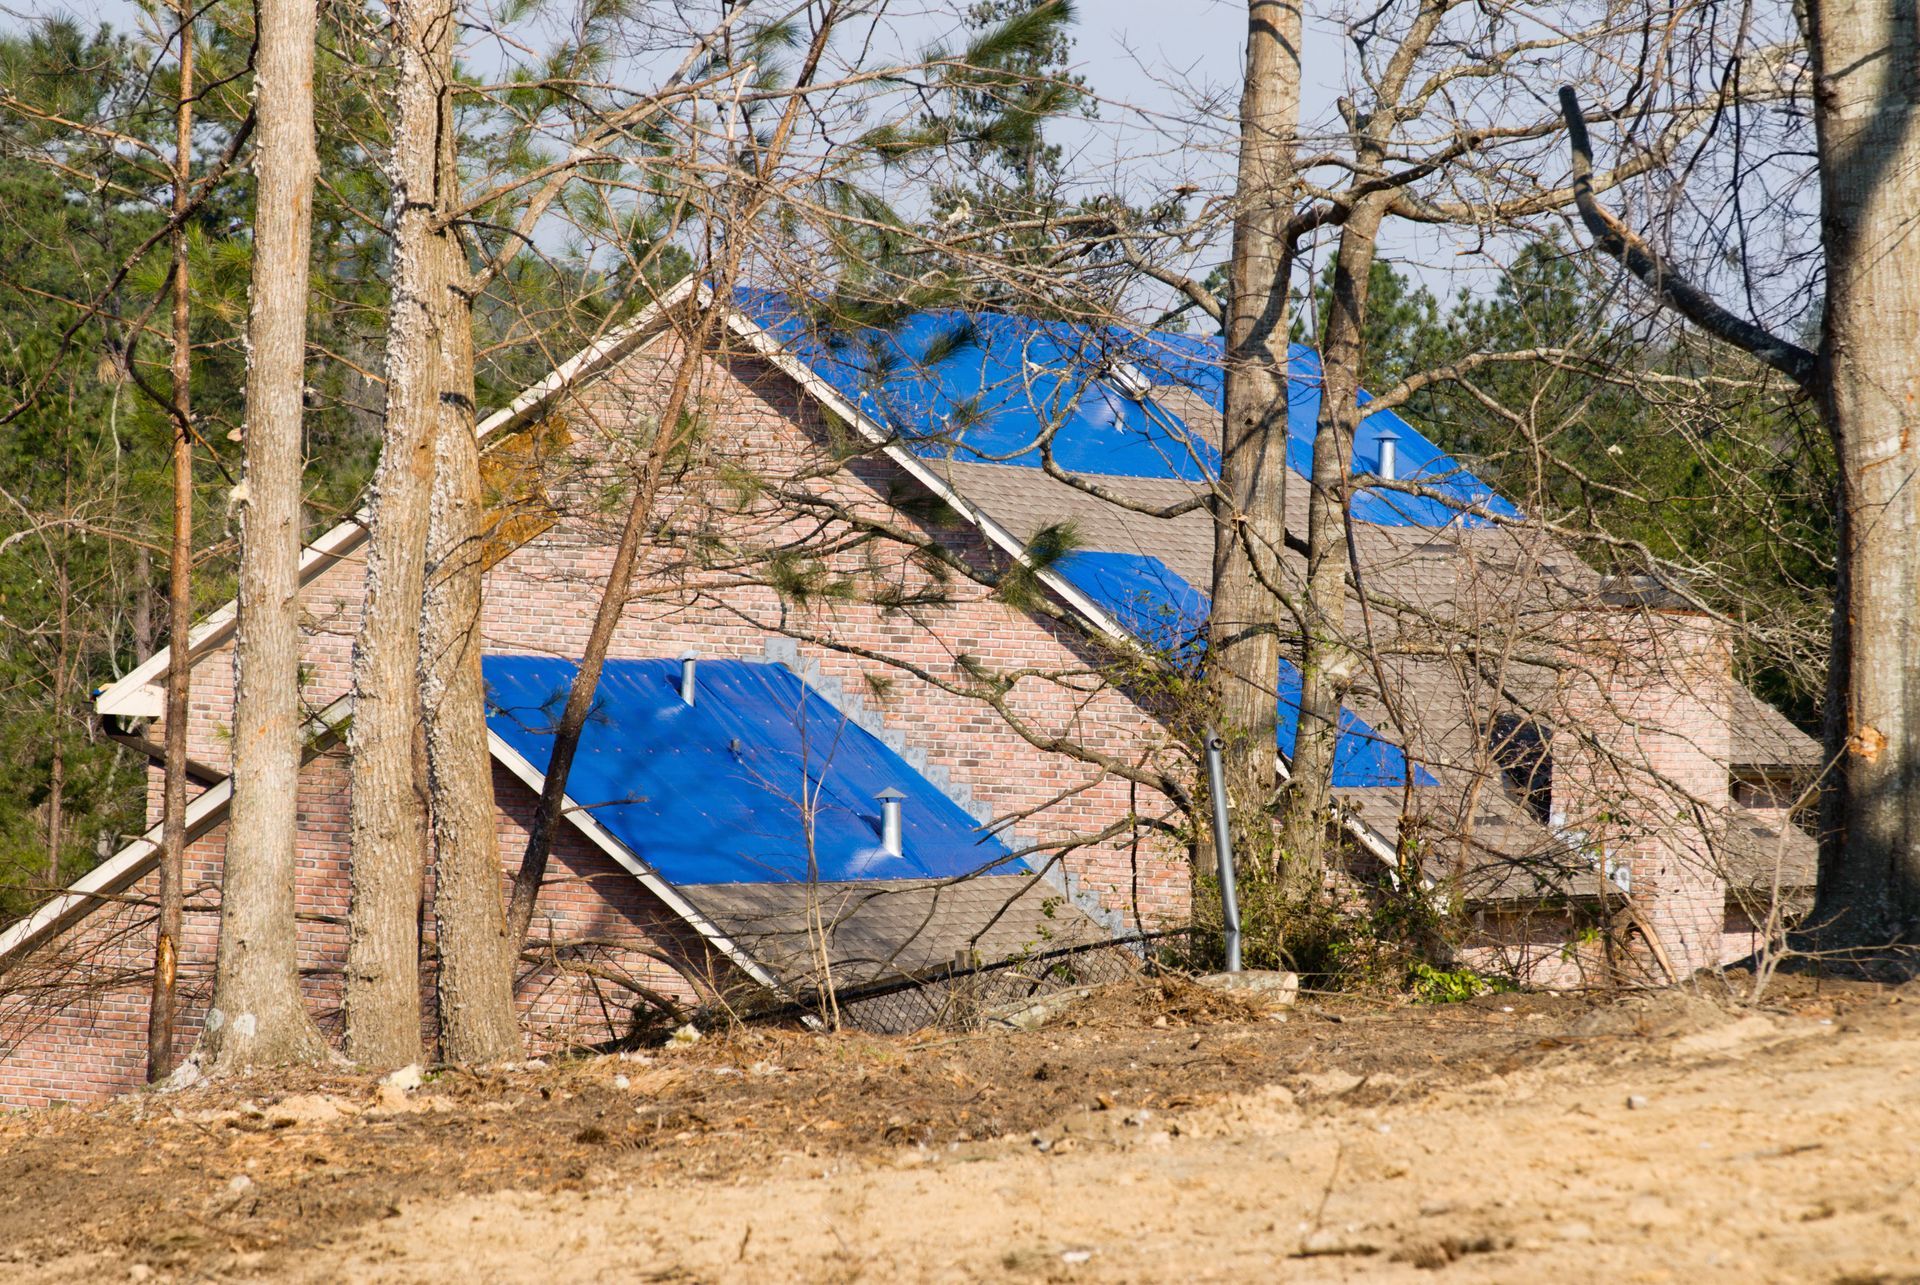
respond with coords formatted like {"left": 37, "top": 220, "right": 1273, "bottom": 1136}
{"left": 1549, "top": 577, "right": 1733, "bottom": 978}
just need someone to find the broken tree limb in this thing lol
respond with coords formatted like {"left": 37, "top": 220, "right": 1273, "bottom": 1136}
{"left": 1558, "top": 86, "right": 1816, "bottom": 389}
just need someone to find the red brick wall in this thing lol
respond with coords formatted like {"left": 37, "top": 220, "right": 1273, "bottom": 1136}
{"left": 1552, "top": 606, "right": 1733, "bottom": 977}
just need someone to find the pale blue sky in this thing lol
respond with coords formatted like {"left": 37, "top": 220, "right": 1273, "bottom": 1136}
{"left": 23, "top": 0, "right": 1501, "bottom": 303}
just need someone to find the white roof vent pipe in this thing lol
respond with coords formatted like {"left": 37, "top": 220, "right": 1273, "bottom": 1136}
{"left": 1376, "top": 432, "right": 1400, "bottom": 482}
{"left": 876, "top": 787, "right": 905, "bottom": 857}
{"left": 679, "top": 651, "right": 698, "bottom": 705}
{"left": 1105, "top": 359, "right": 1153, "bottom": 401}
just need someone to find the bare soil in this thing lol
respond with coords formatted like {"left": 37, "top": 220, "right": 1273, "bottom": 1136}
{"left": 3, "top": 973, "right": 1918, "bottom": 1283}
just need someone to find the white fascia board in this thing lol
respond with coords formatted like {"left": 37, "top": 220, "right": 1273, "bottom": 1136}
{"left": 715, "top": 302, "right": 1406, "bottom": 866}
{"left": 485, "top": 729, "right": 789, "bottom": 997}
{"left": 0, "top": 694, "right": 355, "bottom": 966}
{"left": 0, "top": 776, "right": 233, "bottom": 964}
{"left": 94, "top": 278, "right": 705, "bottom": 720}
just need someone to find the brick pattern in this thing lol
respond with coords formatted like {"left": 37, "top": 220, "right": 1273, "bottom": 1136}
{"left": 1551, "top": 607, "right": 1734, "bottom": 977}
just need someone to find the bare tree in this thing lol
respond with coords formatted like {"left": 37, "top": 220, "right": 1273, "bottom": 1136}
{"left": 1208, "top": 0, "right": 1301, "bottom": 883}
{"left": 342, "top": 0, "right": 450, "bottom": 1069}
{"left": 1801, "top": 0, "right": 1920, "bottom": 947}
{"left": 1558, "top": 0, "right": 1920, "bottom": 949}
{"left": 146, "top": 0, "right": 194, "bottom": 1083}
{"left": 1278, "top": 0, "right": 1454, "bottom": 892}
{"left": 418, "top": 5, "right": 523, "bottom": 1060}
{"left": 195, "top": 0, "right": 329, "bottom": 1072}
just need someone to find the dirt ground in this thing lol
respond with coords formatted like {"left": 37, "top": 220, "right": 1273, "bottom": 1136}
{"left": 3, "top": 972, "right": 1918, "bottom": 1283}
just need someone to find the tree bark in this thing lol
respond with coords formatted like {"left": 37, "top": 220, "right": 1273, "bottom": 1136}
{"left": 1207, "top": 0, "right": 1301, "bottom": 877}
{"left": 47, "top": 534, "right": 69, "bottom": 884}
{"left": 1804, "top": 0, "right": 1920, "bottom": 945}
{"left": 342, "top": 0, "right": 451, "bottom": 1069}
{"left": 421, "top": 99, "right": 521, "bottom": 1064}
{"left": 196, "top": 0, "right": 329, "bottom": 1072}
{"left": 148, "top": 3, "right": 194, "bottom": 1082}
{"left": 1278, "top": 199, "right": 1387, "bottom": 894}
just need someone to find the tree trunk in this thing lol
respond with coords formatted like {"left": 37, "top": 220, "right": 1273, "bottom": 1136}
{"left": 1207, "top": 0, "right": 1301, "bottom": 878}
{"left": 1805, "top": 0, "right": 1920, "bottom": 945}
{"left": 1276, "top": 199, "right": 1386, "bottom": 894}
{"left": 132, "top": 545, "right": 155, "bottom": 659}
{"left": 342, "top": 0, "right": 450, "bottom": 1068}
{"left": 148, "top": 3, "right": 194, "bottom": 1082}
{"left": 421, "top": 109, "right": 520, "bottom": 1064}
{"left": 195, "top": 0, "right": 329, "bottom": 1072}
{"left": 48, "top": 505, "right": 71, "bottom": 885}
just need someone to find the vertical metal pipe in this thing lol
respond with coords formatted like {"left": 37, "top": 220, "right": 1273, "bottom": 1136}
{"left": 1377, "top": 432, "right": 1399, "bottom": 482}
{"left": 679, "top": 651, "right": 698, "bottom": 705}
{"left": 877, "top": 787, "right": 904, "bottom": 857}
{"left": 1204, "top": 730, "right": 1243, "bottom": 972}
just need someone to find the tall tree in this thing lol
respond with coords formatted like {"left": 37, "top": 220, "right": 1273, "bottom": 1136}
{"left": 418, "top": 1, "right": 520, "bottom": 1062}
{"left": 1801, "top": 0, "right": 1920, "bottom": 945}
{"left": 1560, "top": 0, "right": 1920, "bottom": 946}
{"left": 921, "top": 0, "right": 1087, "bottom": 303}
{"left": 1207, "top": 0, "right": 1300, "bottom": 879}
{"left": 1276, "top": 0, "right": 1452, "bottom": 893}
{"left": 342, "top": 0, "right": 449, "bottom": 1069}
{"left": 146, "top": 0, "right": 195, "bottom": 1084}
{"left": 195, "top": 0, "right": 329, "bottom": 1072}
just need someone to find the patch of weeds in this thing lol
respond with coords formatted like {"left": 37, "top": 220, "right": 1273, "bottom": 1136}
{"left": 1407, "top": 961, "right": 1517, "bottom": 1004}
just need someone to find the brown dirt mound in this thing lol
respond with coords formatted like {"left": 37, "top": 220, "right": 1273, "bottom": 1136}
{"left": 1050, "top": 973, "right": 1277, "bottom": 1029}
{"left": 1569, "top": 988, "right": 1736, "bottom": 1039}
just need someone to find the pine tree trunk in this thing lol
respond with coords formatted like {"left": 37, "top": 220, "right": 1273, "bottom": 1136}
{"left": 1277, "top": 200, "right": 1386, "bottom": 895}
{"left": 1207, "top": 0, "right": 1301, "bottom": 877}
{"left": 420, "top": 118, "right": 520, "bottom": 1064}
{"left": 196, "top": 0, "right": 328, "bottom": 1072}
{"left": 342, "top": 0, "right": 450, "bottom": 1068}
{"left": 1805, "top": 0, "right": 1920, "bottom": 945}
{"left": 46, "top": 539, "right": 69, "bottom": 885}
{"left": 148, "top": 3, "right": 194, "bottom": 1082}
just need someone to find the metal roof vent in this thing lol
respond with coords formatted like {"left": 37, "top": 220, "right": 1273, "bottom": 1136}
{"left": 1104, "top": 359, "right": 1153, "bottom": 400}
{"left": 679, "top": 651, "right": 698, "bottom": 705}
{"left": 1376, "top": 432, "right": 1399, "bottom": 482}
{"left": 876, "top": 787, "right": 905, "bottom": 857}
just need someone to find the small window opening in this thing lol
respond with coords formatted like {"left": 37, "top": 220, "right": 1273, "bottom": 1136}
{"left": 1488, "top": 713, "right": 1553, "bottom": 824}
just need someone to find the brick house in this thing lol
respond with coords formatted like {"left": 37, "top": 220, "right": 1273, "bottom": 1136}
{"left": 0, "top": 281, "right": 1818, "bottom": 1106}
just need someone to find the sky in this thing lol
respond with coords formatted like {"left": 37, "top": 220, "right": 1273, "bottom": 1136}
{"left": 23, "top": 0, "right": 1529, "bottom": 305}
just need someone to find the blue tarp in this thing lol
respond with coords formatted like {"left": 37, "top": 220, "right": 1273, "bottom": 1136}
{"left": 734, "top": 288, "right": 1520, "bottom": 528}
{"left": 1051, "top": 550, "right": 1438, "bottom": 788}
{"left": 1053, "top": 549, "right": 1210, "bottom": 662}
{"left": 483, "top": 656, "right": 1018, "bottom": 885}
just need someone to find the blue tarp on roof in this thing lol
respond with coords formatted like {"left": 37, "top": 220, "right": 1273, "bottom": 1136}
{"left": 483, "top": 656, "right": 1018, "bottom": 885}
{"left": 734, "top": 287, "right": 1519, "bottom": 528}
{"left": 1051, "top": 550, "right": 1439, "bottom": 789}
